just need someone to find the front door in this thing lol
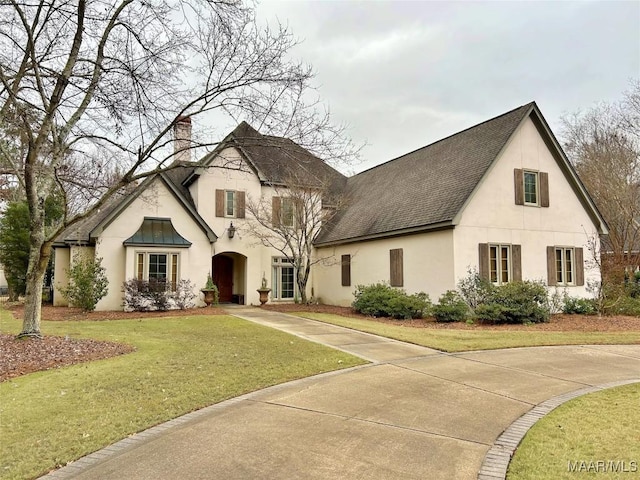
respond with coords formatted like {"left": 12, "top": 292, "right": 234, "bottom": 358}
{"left": 212, "top": 255, "right": 233, "bottom": 303}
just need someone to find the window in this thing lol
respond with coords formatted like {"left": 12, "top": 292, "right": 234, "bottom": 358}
{"left": 479, "top": 243, "right": 521, "bottom": 283}
{"left": 272, "top": 257, "right": 295, "bottom": 300}
{"left": 524, "top": 171, "right": 538, "bottom": 205}
{"left": 225, "top": 190, "right": 235, "bottom": 217}
{"left": 489, "top": 244, "right": 511, "bottom": 284}
{"left": 514, "top": 169, "right": 549, "bottom": 207}
{"left": 136, "top": 252, "right": 179, "bottom": 290}
{"left": 547, "top": 246, "right": 584, "bottom": 287}
{"left": 390, "top": 248, "right": 403, "bottom": 287}
{"left": 341, "top": 254, "right": 351, "bottom": 287}
{"left": 216, "top": 190, "right": 245, "bottom": 218}
{"left": 281, "top": 197, "right": 295, "bottom": 227}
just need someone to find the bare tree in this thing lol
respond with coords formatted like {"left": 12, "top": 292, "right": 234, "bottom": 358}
{"left": 0, "top": 0, "right": 355, "bottom": 337}
{"left": 562, "top": 81, "right": 640, "bottom": 282}
{"left": 245, "top": 173, "right": 345, "bottom": 304}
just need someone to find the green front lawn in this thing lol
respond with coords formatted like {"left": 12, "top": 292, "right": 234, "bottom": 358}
{"left": 0, "top": 314, "right": 364, "bottom": 480}
{"left": 508, "top": 383, "right": 640, "bottom": 479}
{"left": 294, "top": 312, "right": 640, "bottom": 352}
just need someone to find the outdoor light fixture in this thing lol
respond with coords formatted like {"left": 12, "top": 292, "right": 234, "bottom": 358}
{"left": 228, "top": 222, "right": 236, "bottom": 239}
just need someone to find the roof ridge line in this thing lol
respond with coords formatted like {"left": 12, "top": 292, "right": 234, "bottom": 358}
{"left": 353, "top": 102, "right": 536, "bottom": 177}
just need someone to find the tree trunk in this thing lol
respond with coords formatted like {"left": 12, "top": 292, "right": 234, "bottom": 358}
{"left": 19, "top": 243, "right": 50, "bottom": 338}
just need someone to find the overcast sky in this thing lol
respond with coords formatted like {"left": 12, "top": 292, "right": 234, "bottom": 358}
{"left": 254, "top": 0, "right": 640, "bottom": 173}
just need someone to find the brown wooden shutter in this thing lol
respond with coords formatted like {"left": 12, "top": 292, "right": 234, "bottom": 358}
{"left": 547, "top": 246, "right": 557, "bottom": 286}
{"left": 575, "top": 247, "right": 584, "bottom": 286}
{"left": 390, "top": 248, "right": 403, "bottom": 287}
{"left": 539, "top": 172, "right": 549, "bottom": 207}
{"left": 514, "top": 169, "right": 524, "bottom": 205}
{"left": 341, "top": 254, "right": 351, "bottom": 287}
{"left": 215, "top": 190, "right": 224, "bottom": 217}
{"left": 512, "top": 244, "right": 522, "bottom": 282}
{"left": 478, "top": 243, "right": 490, "bottom": 281}
{"left": 236, "top": 191, "right": 245, "bottom": 219}
{"left": 272, "top": 196, "right": 281, "bottom": 226}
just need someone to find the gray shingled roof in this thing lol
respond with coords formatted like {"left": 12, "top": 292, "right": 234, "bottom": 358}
{"left": 315, "top": 103, "right": 534, "bottom": 245}
{"left": 197, "top": 121, "right": 347, "bottom": 198}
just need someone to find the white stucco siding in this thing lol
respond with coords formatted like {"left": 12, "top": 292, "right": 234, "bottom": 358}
{"left": 53, "top": 246, "right": 94, "bottom": 307}
{"left": 314, "top": 229, "right": 455, "bottom": 306}
{"left": 95, "top": 179, "right": 213, "bottom": 310}
{"left": 454, "top": 116, "right": 601, "bottom": 296}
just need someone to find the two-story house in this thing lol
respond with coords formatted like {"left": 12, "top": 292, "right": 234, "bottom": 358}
{"left": 53, "top": 102, "right": 607, "bottom": 310}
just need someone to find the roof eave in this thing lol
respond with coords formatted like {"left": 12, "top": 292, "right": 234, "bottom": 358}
{"left": 314, "top": 221, "right": 455, "bottom": 247}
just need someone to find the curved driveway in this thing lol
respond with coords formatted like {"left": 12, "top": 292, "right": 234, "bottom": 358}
{"left": 42, "top": 308, "right": 640, "bottom": 480}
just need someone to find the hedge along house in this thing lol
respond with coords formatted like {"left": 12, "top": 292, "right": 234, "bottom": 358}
{"left": 53, "top": 102, "right": 607, "bottom": 310}
{"left": 311, "top": 102, "right": 608, "bottom": 306}
{"left": 53, "top": 119, "right": 346, "bottom": 310}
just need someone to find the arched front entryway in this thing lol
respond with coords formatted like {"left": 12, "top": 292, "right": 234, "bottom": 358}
{"left": 212, "top": 252, "right": 247, "bottom": 304}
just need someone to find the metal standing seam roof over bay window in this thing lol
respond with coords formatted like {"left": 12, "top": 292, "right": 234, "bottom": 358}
{"left": 123, "top": 217, "right": 192, "bottom": 247}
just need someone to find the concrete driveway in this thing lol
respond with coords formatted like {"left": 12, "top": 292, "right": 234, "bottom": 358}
{"left": 41, "top": 309, "right": 640, "bottom": 480}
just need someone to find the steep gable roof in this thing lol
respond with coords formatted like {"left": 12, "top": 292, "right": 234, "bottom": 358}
{"left": 186, "top": 122, "right": 347, "bottom": 197}
{"left": 55, "top": 163, "right": 216, "bottom": 246}
{"left": 315, "top": 102, "right": 607, "bottom": 246}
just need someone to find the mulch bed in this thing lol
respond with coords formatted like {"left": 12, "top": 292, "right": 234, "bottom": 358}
{"left": 262, "top": 304, "right": 640, "bottom": 332}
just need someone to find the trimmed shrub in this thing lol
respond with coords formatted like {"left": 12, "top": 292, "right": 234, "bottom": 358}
{"left": 59, "top": 255, "right": 108, "bottom": 312}
{"left": 433, "top": 290, "right": 469, "bottom": 323}
{"left": 480, "top": 281, "right": 549, "bottom": 324}
{"left": 457, "top": 268, "right": 495, "bottom": 309}
{"left": 352, "top": 283, "right": 431, "bottom": 319}
{"left": 562, "top": 296, "right": 596, "bottom": 315}
{"left": 607, "top": 295, "right": 640, "bottom": 316}
{"left": 122, "top": 278, "right": 196, "bottom": 311}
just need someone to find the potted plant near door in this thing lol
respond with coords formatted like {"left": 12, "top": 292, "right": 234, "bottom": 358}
{"left": 201, "top": 274, "right": 219, "bottom": 307}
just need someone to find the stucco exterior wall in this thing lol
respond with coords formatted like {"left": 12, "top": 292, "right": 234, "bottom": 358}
{"left": 314, "top": 229, "right": 455, "bottom": 306}
{"left": 454, "top": 117, "right": 601, "bottom": 296}
{"left": 95, "top": 179, "right": 213, "bottom": 310}
{"left": 53, "top": 246, "right": 95, "bottom": 307}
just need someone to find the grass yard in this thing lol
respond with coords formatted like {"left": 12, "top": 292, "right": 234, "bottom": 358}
{"left": 0, "top": 313, "right": 364, "bottom": 480}
{"left": 294, "top": 312, "right": 640, "bottom": 352}
{"left": 508, "top": 383, "right": 640, "bottom": 479}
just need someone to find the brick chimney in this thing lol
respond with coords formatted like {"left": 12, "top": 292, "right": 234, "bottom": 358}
{"left": 174, "top": 116, "right": 192, "bottom": 163}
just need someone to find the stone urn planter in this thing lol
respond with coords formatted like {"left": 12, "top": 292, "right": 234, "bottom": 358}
{"left": 257, "top": 288, "right": 271, "bottom": 305}
{"left": 201, "top": 274, "right": 219, "bottom": 307}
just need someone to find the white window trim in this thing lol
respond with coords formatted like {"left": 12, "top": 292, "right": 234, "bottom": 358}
{"left": 135, "top": 251, "right": 181, "bottom": 289}
{"left": 523, "top": 170, "right": 539, "bottom": 206}
{"left": 555, "top": 247, "right": 575, "bottom": 286}
{"left": 489, "top": 244, "right": 512, "bottom": 285}
{"left": 225, "top": 190, "right": 236, "bottom": 218}
{"left": 271, "top": 257, "right": 297, "bottom": 300}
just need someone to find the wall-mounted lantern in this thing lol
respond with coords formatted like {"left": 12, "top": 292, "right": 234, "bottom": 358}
{"left": 228, "top": 222, "right": 236, "bottom": 239}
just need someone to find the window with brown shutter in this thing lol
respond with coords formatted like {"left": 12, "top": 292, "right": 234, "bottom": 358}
{"left": 539, "top": 172, "right": 549, "bottom": 207}
{"left": 547, "top": 246, "right": 584, "bottom": 286}
{"left": 341, "top": 254, "right": 351, "bottom": 287}
{"left": 215, "top": 190, "right": 224, "bottom": 217}
{"left": 390, "top": 248, "right": 403, "bottom": 287}
{"left": 479, "top": 243, "right": 520, "bottom": 284}
{"left": 236, "top": 191, "right": 246, "bottom": 219}
{"left": 514, "top": 169, "right": 524, "bottom": 205}
{"left": 272, "top": 196, "right": 281, "bottom": 227}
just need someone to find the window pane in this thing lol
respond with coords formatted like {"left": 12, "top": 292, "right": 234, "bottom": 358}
{"left": 555, "top": 249, "right": 563, "bottom": 284}
{"left": 149, "top": 254, "right": 167, "bottom": 280}
{"left": 490, "top": 246, "right": 498, "bottom": 283}
{"left": 171, "top": 254, "right": 178, "bottom": 291}
{"left": 281, "top": 198, "right": 294, "bottom": 227}
{"left": 137, "top": 254, "right": 144, "bottom": 280}
{"left": 281, "top": 266, "right": 294, "bottom": 299}
{"left": 524, "top": 172, "right": 538, "bottom": 204}
{"left": 501, "top": 246, "right": 510, "bottom": 283}
{"left": 226, "top": 191, "right": 235, "bottom": 217}
{"left": 565, "top": 249, "right": 573, "bottom": 284}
